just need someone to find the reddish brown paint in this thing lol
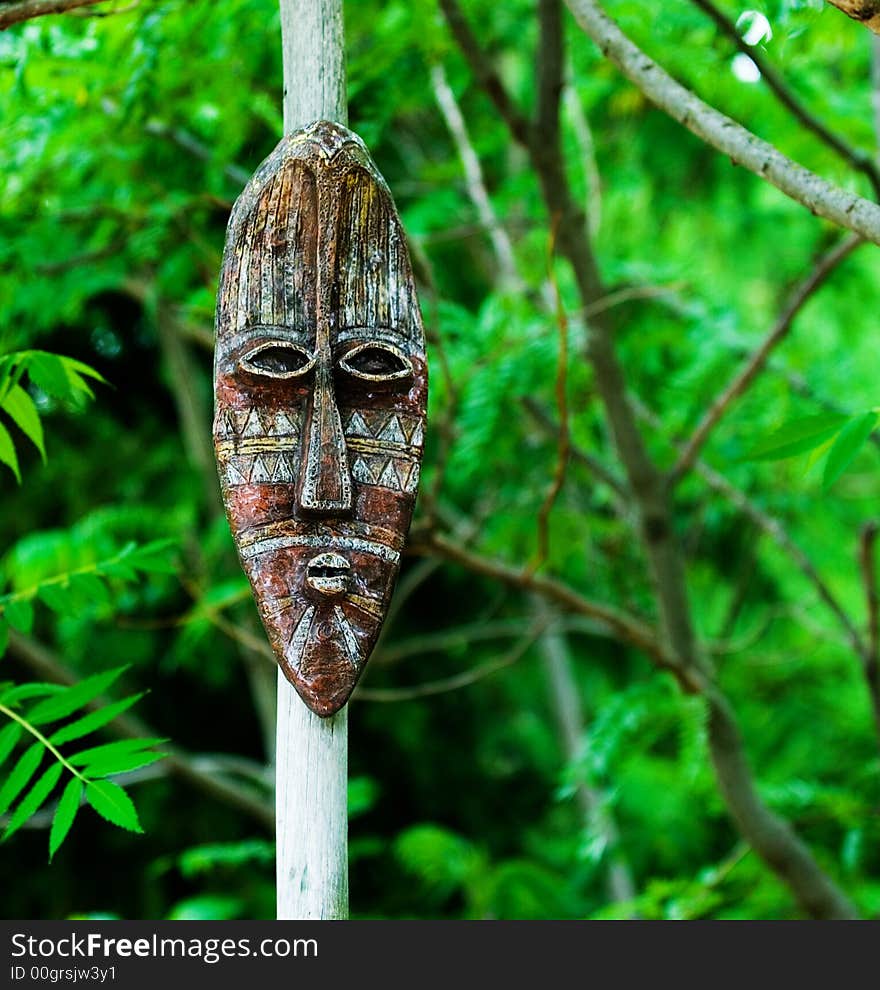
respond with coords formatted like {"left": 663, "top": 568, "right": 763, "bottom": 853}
{"left": 213, "top": 121, "right": 427, "bottom": 717}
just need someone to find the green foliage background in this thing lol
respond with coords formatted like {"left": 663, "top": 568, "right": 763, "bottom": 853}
{"left": 1, "top": 0, "right": 880, "bottom": 919}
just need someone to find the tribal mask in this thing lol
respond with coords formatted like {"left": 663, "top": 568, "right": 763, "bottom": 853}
{"left": 213, "top": 121, "right": 427, "bottom": 717}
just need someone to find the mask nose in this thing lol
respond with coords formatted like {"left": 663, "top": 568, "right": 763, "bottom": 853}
{"left": 297, "top": 356, "right": 353, "bottom": 515}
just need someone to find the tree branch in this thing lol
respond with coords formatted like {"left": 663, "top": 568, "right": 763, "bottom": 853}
{"left": 437, "top": 0, "right": 532, "bottom": 146}
{"left": 406, "top": 236, "right": 459, "bottom": 527}
{"left": 858, "top": 522, "right": 880, "bottom": 743}
{"left": 431, "top": 63, "right": 523, "bottom": 292}
{"left": 705, "top": 689, "right": 857, "bottom": 919}
{"left": 0, "top": 0, "right": 113, "bottom": 29}
{"left": 635, "top": 398, "right": 868, "bottom": 662}
{"left": 444, "top": 0, "right": 859, "bottom": 919}
{"left": 691, "top": 0, "right": 880, "bottom": 197}
{"left": 444, "top": 0, "right": 856, "bottom": 918}
{"left": 522, "top": 397, "right": 628, "bottom": 502}
{"left": 562, "top": 0, "right": 880, "bottom": 244}
{"left": 670, "top": 233, "right": 864, "bottom": 484}
{"left": 528, "top": 229, "right": 572, "bottom": 573}
{"left": 357, "top": 620, "right": 548, "bottom": 702}
{"left": 826, "top": 0, "right": 880, "bottom": 34}
{"left": 373, "top": 614, "right": 614, "bottom": 666}
{"left": 534, "top": 598, "right": 637, "bottom": 910}
{"left": 155, "top": 299, "right": 221, "bottom": 514}
{"left": 873, "top": 35, "right": 880, "bottom": 154}
{"left": 143, "top": 117, "right": 251, "bottom": 189}
{"left": 564, "top": 73, "right": 603, "bottom": 237}
{"left": 417, "top": 531, "right": 693, "bottom": 687}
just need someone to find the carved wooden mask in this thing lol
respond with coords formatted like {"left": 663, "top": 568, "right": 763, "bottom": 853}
{"left": 213, "top": 121, "right": 427, "bottom": 717}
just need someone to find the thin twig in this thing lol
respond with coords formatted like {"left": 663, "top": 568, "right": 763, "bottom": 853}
{"left": 860, "top": 523, "right": 879, "bottom": 663}
{"left": 207, "top": 607, "right": 275, "bottom": 661}
{"left": 670, "top": 234, "right": 864, "bottom": 485}
{"left": 636, "top": 398, "right": 868, "bottom": 662}
{"left": 68, "top": 0, "right": 140, "bottom": 16}
{"left": 533, "top": 598, "right": 637, "bottom": 909}
{"left": 858, "top": 522, "right": 880, "bottom": 743}
{"left": 406, "top": 237, "right": 457, "bottom": 527}
{"left": 873, "top": 35, "right": 880, "bottom": 160}
{"left": 144, "top": 117, "right": 251, "bottom": 189}
{"left": 437, "top": 0, "right": 532, "bottom": 147}
{"left": 562, "top": 0, "right": 880, "bottom": 244}
{"left": 375, "top": 614, "right": 612, "bottom": 667}
{"left": 417, "top": 530, "right": 690, "bottom": 685}
{"left": 717, "top": 531, "right": 762, "bottom": 640}
{"left": 690, "top": 0, "right": 880, "bottom": 197}
{"left": 7, "top": 753, "right": 271, "bottom": 832}
{"left": 534, "top": 394, "right": 866, "bottom": 660}
{"left": 527, "top": 222, "right": 572, "bottom": 573}
{"left": 581, "top": 281, "right": 687, "bottom": 318}
{"left": 178, "top": 574, "right": 277, "bottom": 759}
{"left": 356, "top": 621, "right": 548, "bottom": 702}
{"left": 431, "top": 62, "right": 523, "bottom": 292}
{"left": 563, "top": 76, "right": 602, "bottom": 238}
{"left": 35, "top": 239, "right": 130, "bottom": 275}
{"left": 522, "top": 397, "right": 627, "bottom": 501}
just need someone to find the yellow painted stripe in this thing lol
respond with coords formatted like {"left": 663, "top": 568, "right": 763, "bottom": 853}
{"left": 345, "top": 436, "right": 418, "bottom": 460}
{"left": 216, "top": 437, "right": 299, "bottom": 456}
{"left": 347, "top": 595, "right": 384, "bottom": 619}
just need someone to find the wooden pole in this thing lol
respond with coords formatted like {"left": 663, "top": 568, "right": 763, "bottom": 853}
{"left": 275, "top": 0, "right": 349, "bottom": 921}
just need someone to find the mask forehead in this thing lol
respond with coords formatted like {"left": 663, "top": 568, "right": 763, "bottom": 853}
{"left": 216, "top": 124, "right": 426, "bottom": 363}
{"left": 216, "top": 156, "right": 317, "bottom": 366}
{"left": 213, "top": 120, "right": 427, "bottom": 717}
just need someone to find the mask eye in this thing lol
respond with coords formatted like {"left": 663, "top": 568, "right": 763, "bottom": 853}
{"left": 240, "top": 341, "right": 315, "bottom": 379}
{"left": 338, "top": 342, "right": 413, "bottom": 384}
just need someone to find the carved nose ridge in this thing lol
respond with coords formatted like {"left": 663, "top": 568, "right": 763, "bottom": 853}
{"left": 298, "top": 363, "right": 353, "bottom": 515}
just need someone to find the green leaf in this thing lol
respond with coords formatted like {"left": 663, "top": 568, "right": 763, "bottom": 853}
{"left": 126, "top": 539, "right": 178, "bottom": 575}
{"left": 59, "top": 356, "right": 108, "bottom": 386}
{"left": 0, "top": 743, "right": 43, "bottom": 817}
{"left": 25, "top": 353, "right": 76, "bottom": 401}
{"left": 1, "top": 384, "right": 45, "bottom": 462}
{"left": 349, "top": 775, "right": 379, "bottom": 817}
{"left": 0, "top": 420, "right": 21, "bottom": 483}
{"left": 67, "top": 573, "right": 110, "bottom": 610}
{"left": 37, "top": 582, "right": 75, "bottom": 615}
{"left": 0, "top": 683, "right": 65, "bottom": 707}
{"left": 746, "top": 414, "right": 848, "bottom": 461}
{"left": 3, "top": 761, "right": 62, "bottom": 841}
{"left": 176, "top": 839, "right": 274, "bottom": 878}
{"left": 4, "top": 597, "right": 34, "bottom": 634}
{"left": 0, "top": 619, "right": 6, "bottom": 659}
{"left": 166, "top": 895, "right": 242, "bottom": 921}
{"left": 84, "top": 750, "right": 166, "bottom": 778}
{"left": 50, "top": 777, "right": 83, "bottom": 861}
{"left": 49, "top": 693, "right": 144, "bottom": 746}
{"left": 69, "top": 737, "right": 167, "bottom": 766}
{"left": 0, "top": 722, "right": 23, "bottom": 767}
{"left": 26, "top": 667, "right": 127, "bottom": 725}
{"left": 86, "top": 779, "right": 142, "bottom": 833}
{"left": 822, "top": 411, "right": 878, "bottom": 491}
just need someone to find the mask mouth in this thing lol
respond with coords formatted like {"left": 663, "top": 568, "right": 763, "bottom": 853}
{"left": 305, "top": 552, "right": 351, "bottom": 596}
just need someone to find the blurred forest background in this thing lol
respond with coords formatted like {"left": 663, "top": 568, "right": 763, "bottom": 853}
{"left": 2, "top": 0, "right": 880, "bottom": 920}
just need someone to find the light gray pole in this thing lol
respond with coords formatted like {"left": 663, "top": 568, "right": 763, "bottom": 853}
{"left": 275, "top": 0, "right": 349, "bottom": 921}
